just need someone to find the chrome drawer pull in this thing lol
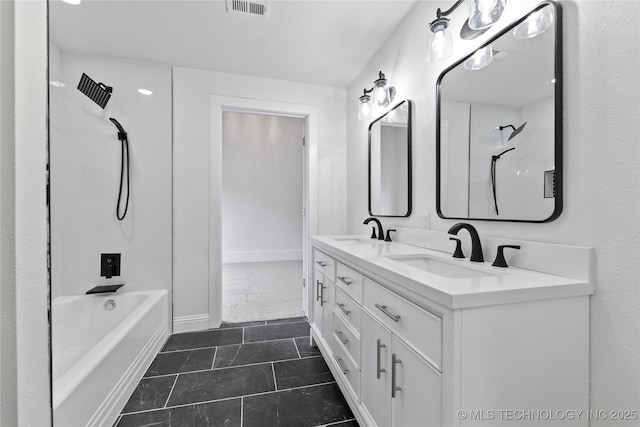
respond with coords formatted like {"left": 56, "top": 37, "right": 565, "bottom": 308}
{"left": 375, "top": 303, "right": 401, "bottom": 322}
{"left": 316, "top": 261, "right": 327, "bottom": 267}
{"left": 316, "top": 280, "right": 322, "bottom": 302}
{"left": 337, "top": 276, "right": 352, "bottom": 286}
{"left": 376, "top": 339, "right": 386, "bottom": 379}
{"left": 334, "top": 355, "right": 349, "bottom": 374}
{"left": 391, "top": 353, "right": 402, "bottom": 398}
{"left": 336, "top": 303, "right": 351, "bottom": 316}
{"left": 335, "top": 330, "right": 349, "bottom": 345}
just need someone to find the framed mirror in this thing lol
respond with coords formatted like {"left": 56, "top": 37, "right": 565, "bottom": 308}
{"left": 437, "top": 1, "right": 562, "bottom": 222}
{"left": 369, "top": 100, "right": 412, "bottom": 217}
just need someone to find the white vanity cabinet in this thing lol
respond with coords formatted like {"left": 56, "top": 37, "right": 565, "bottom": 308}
{"left": 361, "top": 294, "right": 441, "bottom": 427}
{"left": 312, "top": 249, "right": 335, "bottom": 338}
{"left": 309, "top": 238, "right": 592, "bottom": 427}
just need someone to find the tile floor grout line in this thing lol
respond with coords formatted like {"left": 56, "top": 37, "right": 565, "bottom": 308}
{"left": 211, "top": 346, "right": 218, "bottom": 370}
{"left": 120, "top": 394, "right": 243, "bottom": 416}
{"left": 240, "top": 395, "right": 244, "bottom": 427}
{"left": 121, "top": 380, "right": 340, "bottom": 416}
{"left": 162, "top": 374, "right": 179, "bottom": 409}
{"left": 159, "top": 334, "right": 310, "bottom": 354}
{"left": 322, "top": 419, "right": 358, "bottom": 427}
{"left": 292, "top": 337, "right": 302, "bottom": 359}
{"left": 141, "top": 354, "right": 325, "bottom": 379}
{"left": 271, "top": 362, "right": 278, "bottom": 391}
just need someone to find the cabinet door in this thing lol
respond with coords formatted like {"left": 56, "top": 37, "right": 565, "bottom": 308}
{"left": 321, "top": 279, "right": 334, "bottom": 337}
{"left": 312, "top": 268, "right": 324, "bottom": 334}
{"left": 391, "top": 336, "right": 442, "bottom": 427}
{"left": 361, "top": 311, "right": 392, "bottom": 427}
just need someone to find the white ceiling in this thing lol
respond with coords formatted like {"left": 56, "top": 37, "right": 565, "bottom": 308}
{"left": 49, "top": 0, "right": 418, "bottom": 88}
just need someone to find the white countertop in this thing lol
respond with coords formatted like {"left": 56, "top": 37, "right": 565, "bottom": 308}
{"left": 311, "top": 235, "right": 594, "bottom": 309}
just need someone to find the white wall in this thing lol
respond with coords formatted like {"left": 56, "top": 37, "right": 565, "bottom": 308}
{"left": 347, "top": 0, "right": 640, "bottom": 421}
{"left": 1, "top": 1, "right": 51, "bottom": 425}
{"left": 49, "top": 53, "right": 172, "bottom": 312}
{"left": 173, "top": 66, "right": 346, "bottom": 324}
{"left": 222, "top": 112, "right": 304, "bottom": 263}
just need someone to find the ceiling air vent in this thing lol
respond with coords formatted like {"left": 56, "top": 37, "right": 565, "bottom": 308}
{"left": 226, "top": 0, "right": 270, "bottom": 18}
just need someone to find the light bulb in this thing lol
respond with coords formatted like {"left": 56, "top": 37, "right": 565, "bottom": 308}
{"left": 375, "top": 85, "right": 388, "bottom": 106}
{"left": 477, "top": 0, "right": 498, "bottom": 13}
{"left": 463, "top": 45, "right": 493, "bottom": 71}
{"left": 468, "top": 0, "right": 505, "bottom": 30}
{"left": 513, "top": 6, "right": 553, "bottom": 39}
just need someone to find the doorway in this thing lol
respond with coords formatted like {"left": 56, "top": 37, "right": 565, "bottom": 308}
{"left": 221, "top": 111, "right": 305, "bottom": 323}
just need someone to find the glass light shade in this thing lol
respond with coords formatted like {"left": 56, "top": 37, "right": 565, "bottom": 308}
{"left": 468, "top": 0, "right": 506, "bottom": 30}
{"left": 374, "top": 83, "right": 389, "bottom": 107}
{"left": 463, "top": 45, "right": 494, "bottom": 71}
{"left": 428, "top": 27, "right": 453, "bottom": 62}
{"left": 358, "top": 97, "right": 372, "bottom": 121}
{"left": 513, "top": 6, "right": 553, "bottom": 39}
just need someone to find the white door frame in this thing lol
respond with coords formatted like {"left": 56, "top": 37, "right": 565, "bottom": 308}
{"left": 209, "top": 95, "right": 318, "bottom": 328}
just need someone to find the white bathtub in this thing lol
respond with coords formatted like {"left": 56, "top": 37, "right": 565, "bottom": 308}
{"left": 52, "top": 290, "right": 169, "bottom": 427}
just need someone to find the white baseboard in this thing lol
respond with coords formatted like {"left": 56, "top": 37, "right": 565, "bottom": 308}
{"left": 222, "top": 249, "right": 302, "bottom": 264}
{"left": 173, "top": 314, "right": 210, "bottom": 333}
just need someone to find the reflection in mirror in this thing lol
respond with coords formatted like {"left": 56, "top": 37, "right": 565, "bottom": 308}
{"left": 437, "top": 1, "right": 561, "bottom": 222}
{"left": 369, "top": 100, "right": 412, "bottom": 217}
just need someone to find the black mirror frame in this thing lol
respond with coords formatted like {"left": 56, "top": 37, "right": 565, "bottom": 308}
{"left": 368, "top": 99, "right": 413, "bottom": 217}
{"left": 435, "top": 0, "right": 563, "bottom": 223}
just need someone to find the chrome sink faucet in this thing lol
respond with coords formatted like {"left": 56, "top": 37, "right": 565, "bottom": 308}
{"left": 448, "top": 222, "right": 484, "bottom": 262}
{"left": 363, "top": 217, "right": 385, "bottom": 241}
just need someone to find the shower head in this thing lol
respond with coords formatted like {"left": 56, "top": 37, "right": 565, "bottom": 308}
{"left": 498, "top": 122, "right": 527, "bottom": 142}
{"left": 508, "top": 122, "right": 527, "bottom": 141}
{"left": 109, "top": 118, "right": 128, "bottom": 141}
{"left": 77, "top": 73, "right": 113, "bottom": 109}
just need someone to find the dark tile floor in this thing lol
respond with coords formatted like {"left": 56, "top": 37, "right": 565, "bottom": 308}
{"left": 115, "top": 317, "right": 359, "bottom": 427}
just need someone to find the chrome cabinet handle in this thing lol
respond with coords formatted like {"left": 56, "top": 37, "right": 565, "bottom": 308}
{"left": 376, "top": 339, "right": 386, "bottom": 379}
{"left": 335, "top": 330, "right": 349, "bottom": 345}
{"left": 336, "top": 303, "right": 351, "bottom": 316}
{"left": 316, "top": 280, "right": 322, "bottom": 302}
{"left": 375, "top": 304, "right": 401, "bottom": 323}
{"left": 391, "top": 353, "right": 402, "bottom": 398}
{"left": 320, "top": 285, "right": 326, "bottom": 306}
{"left": 334, "top": 355, "right": 349, "bottom": 374}
{"left": 337, "top": 276, "right": 352, "bottom": 286}
{"left": 316, "top": 261, "right": 327, "bottom": 267}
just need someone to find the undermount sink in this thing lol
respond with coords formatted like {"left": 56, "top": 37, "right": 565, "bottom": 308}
{"left": 385, "top": 255, "right": 497, "bottom": 279}
{"left": 332, "top": 237, "right": 375, "bottom": 244}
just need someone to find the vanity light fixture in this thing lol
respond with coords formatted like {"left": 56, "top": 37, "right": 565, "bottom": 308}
{"left": 513, "top": 6, "right": 553, "bottom": 39}
{"left": 373, "top": 71, "right": 395, "bottom": 107}
{"left": 468, "top": 0, "right": 506, "bottom": 30}
{"left": 428, "top": 0, "right": 506, "bottom": 62}
{"left": 358, "top": 88, "right": 373, "bottom": 121}
{"left": 358, "top": 71, "right": 396, "bottom": 121}
{"left": 463, "top": 45, "right": 494, "bottom": 70}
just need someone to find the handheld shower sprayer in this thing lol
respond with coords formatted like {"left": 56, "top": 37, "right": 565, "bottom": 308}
{"left": 109, "top": 118, "right": 130, "bottom": 221}
{"left": 491, "top": 146, "right": 517, "bottom": 216}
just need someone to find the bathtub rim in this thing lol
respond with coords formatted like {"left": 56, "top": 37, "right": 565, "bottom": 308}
{"left": 51, "top": 289, "right": 168, "bottom": 410}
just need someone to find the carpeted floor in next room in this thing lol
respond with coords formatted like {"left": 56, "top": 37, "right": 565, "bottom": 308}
{"left": 222, "top": 260, "right": 305, "bottom": 323}
{"left": 115, "top": 317, "right": 359, "bottom": 427}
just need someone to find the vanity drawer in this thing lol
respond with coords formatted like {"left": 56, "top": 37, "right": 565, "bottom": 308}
{"left": 334, "top": 287, "right": 362, "bottom": 335}
{"left": 335, "top": 262, "right": 364, "bottom": 303}
{"left": 363, "top": 278, "right": 443, "bottom": 371}
{"left": 332, "top": 312, "right": 361, "bottom": 367}
{"left": 313, "top": 249, "right": 335, "bottom": 282}
{"left": 331, "top": 335, "right": 360, "bottom": 400}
